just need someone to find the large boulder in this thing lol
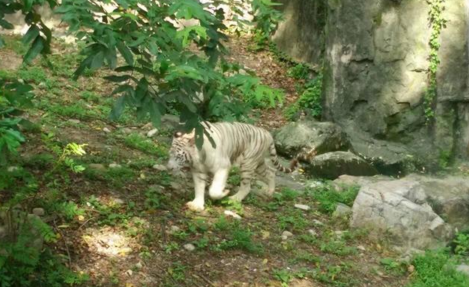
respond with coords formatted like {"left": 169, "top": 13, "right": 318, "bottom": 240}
{"left": 303, "top": 151, "right": 378, "bottom": 179}
{"left": 351, "top": 175, "right": 469, "bottom": 252}
{"left": 273, "top": 120, "right": 350, "bottom": 157}
{"left": 351, "top": 179, "right": 454, "bottom": 251}
{"left": 345, "top": 126, "right": 429, "bottom": 175}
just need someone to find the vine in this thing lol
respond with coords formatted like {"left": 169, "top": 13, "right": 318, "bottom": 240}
{"left": 424, "top": 0, "right": 447, "bottom": 122}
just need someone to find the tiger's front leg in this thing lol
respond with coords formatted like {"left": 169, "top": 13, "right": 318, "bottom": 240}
{"left": 186, "top": 172, "right": 208, "bottom": 212}
{"left": 209, "top": 168, "right": 230, "bottom": 200}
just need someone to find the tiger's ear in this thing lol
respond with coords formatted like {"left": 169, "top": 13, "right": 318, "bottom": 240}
{"left": 173, "top": 131, "right": 183, "bottom": 138}
{"left": 187, "top": 130, "right": 196, "bottom": 146}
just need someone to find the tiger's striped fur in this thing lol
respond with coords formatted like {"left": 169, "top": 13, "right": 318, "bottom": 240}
{"left": 166, "top": 121, "right": 316, "bottom": 211}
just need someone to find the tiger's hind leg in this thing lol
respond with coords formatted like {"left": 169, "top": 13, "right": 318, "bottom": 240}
{"left": 255, "top": 160, "right": 276, "bottom": 196}
{"left": 229, "top": 163, "right": 256, "bottom": 202}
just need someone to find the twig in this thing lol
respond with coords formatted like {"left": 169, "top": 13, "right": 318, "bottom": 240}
{"left": 193, "top": 273, "right": 216, "bottom": 287}
{"left": 53, "top": 218, "right": 72, "bottom": 267}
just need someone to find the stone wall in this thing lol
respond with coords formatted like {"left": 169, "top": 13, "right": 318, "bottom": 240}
{"left": 272, "top": 0, "right": 325, "bottom": 66}
{"left": 275, "top": 0, "right": 469, "bottom": 165}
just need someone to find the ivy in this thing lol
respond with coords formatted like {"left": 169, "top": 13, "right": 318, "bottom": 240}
{"left": 424, "top": 0, "right": 446, "bottom": 122}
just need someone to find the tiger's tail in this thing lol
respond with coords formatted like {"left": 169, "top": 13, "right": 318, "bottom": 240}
{"left": 269, "top": 143, "right": 317, "bottom": 173}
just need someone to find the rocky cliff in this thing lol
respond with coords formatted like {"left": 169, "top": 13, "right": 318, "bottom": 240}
{"left": 275, "top": 0, "right": 469, "bottom": 169}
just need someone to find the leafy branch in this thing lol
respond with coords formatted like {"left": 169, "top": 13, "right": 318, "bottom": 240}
{"left": 424, "top": 0, "right": 446, "bottom": 122}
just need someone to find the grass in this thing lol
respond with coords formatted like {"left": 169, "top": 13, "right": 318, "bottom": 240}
{"left": 2, "top": 34, "right": 455, "bottom": 287}
{"left": 408, "top": 249, "right": 469, "bottom": 287}
{"left": 309, "top": 184, "right": 359, "bottom": 214}
{"left": 124, "top": 132, "right": 169, "bottom": 158}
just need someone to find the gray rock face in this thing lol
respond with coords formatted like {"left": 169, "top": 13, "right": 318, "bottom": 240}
{"left": 323, "top": 0, "right": 469, "bottom": 162}
{"left": 304, "top": 151, "right": 378, "bottom": 179}
{"left": 275, "top": 0, "right": 469, "bottom": 164}
{"left": 350, "top": 176, "right": 469, "bottom": 251}
{"left": 272, "top": 0, "right": 324, "bottom": 65}
{"left": 274, "top": 120, "right": 350, "bottom": 157}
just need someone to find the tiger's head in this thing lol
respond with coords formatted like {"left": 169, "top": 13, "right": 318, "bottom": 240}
{"left": 167, "top": 130, "right": 195, "bottom": 172}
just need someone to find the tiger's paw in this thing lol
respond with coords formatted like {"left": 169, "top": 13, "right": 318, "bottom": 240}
{"left": 209, "top": 189, "right": 230, "bottom": 200}
{"left": 185, "top": 201, "right": 205, "bottom": 212}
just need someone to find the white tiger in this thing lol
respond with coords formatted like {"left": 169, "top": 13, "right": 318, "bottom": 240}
{"left": 166, "top": 121, "right": 316, "bottom": 211}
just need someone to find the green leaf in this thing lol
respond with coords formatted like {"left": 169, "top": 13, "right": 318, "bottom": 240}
{"left": 110, "top": 95, "right": 127, "bottom": 121}
{"left": 104, "top": 75, "right": 134, "bottom": 83}
{"left": 116, "top": 41, "right": 134, "bottom": 65}
{"left": 149, "top": 101, "right": 162, "bottom": 127}
{"left": 0, "top": 19, "right": 14, "bottom": 29}
{"left": 90, "top": 51, "right": 105, "bottom": 70}
{"left": 24, "top": 0, "right": 33, "bottom": 11}
{"left": 176, "top": 26, "right": 207, "bottom": 47}
{"left": 23, "top": 37, "right": 44, "bottom": 64}
{"left": 0, "top": 37, "right": 5, "bottom": 48}
{"left": 22, "top": 25, "right": 40, "bottom": 45}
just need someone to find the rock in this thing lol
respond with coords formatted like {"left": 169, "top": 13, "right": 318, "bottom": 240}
{"left": 357, "top": 245, "right": 366, "bottom": 251}
{"left": 147, "top": 128, "right": 158, "bottom": 137}
{"left": 321, "top": 0, "right": 468, "bottom": 163}
{"left": 405, "top": 175, "right": 469, "bottom": 231}
{"left": 294, "top": 204, "right": 311, "bottom": 211}
{"left": 161, "top": 114, "right": 181, "bottom": 130}
{"left": 89, "top": 163, "right": 106, "bottom": 171}
{"left": 351, "top": 179, "right": 454, "bottom": 251}
{"left": 334, "top": 231, "right": 344, "bottom": 237}
{"left": 456, "top": 264, "right": 469, "bottom": 278}
{"left": 103, "top": 127, "right": 111, "bottom": 133}
{"left": 275, "top": 173, "right": 306, "bottom": 191}
{"left": 122, "top": 128, "right": 132, "bottom": 134}
{"left": 224, "top": 210, "right": 242, "bottom": 220}
{"left": 68, "top": 119, "right": 80, "bottom": 124}
{"left": 126, "top": 270, "right": 133, "bottom": 276}
{"left": 111, "top": 198, "right": 124, "bottom": 205}
{"left": 170, "top": 182, "right": 182, "bottom": 190}
{"left": 183, "top": 243, "right": 196, "bottom": 251}
{"left": 273, "top": 121, "right": 350, "bottom": 157}
{"left": 109, "top": 163, "right": 122, "bottom": 169}
{"left": 153, "top": 164, "right": 168, "bottom": 171}
{"left": 169, "top": 226, "right": 181, "bottom": 234}
{"left": 305, "top": 180, "right": 323, "bottom": 189}
{"left": 332, "top": 174, "right": 391, "bottom": 191}
{"left": 272, "top": 0, "right": 323, "bottom": 65}
{"left": 135, "top": 262, "right": 143, "bottom": 270}
{"left": 332, "top": 203, "right": 352, "bottom": 217}
{"left": 281, "top": 231, "right": 294, "bottom": 241}
{"left": 307, "top": 229, "right": 317, "bottom": 237}
{"left": 32, "top": 208, "right": 45, "bottom": 217}
{"left": 303, "top": 151, "right": 378, "bottom": 179}
{"left": 345, "top": 127, "right": 425, "bottom": 175}
{"left": 312, "top": 219, "right": 324, "bottom": 226}
{"left": 7, "top": 166, "right": 19, "bottom": 172}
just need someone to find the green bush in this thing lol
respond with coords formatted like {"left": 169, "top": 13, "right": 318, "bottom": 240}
{"left": 408, "top": 250, "right": 469, "bottom": 287}
{"left": 285, "top": 73, "right": 323, "bottom": 120}
{"left": 310, "top": 184, "right": 359, "bottom": 214}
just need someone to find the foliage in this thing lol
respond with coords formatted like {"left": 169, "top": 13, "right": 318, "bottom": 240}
{"left": 214, "top": 216, "right": 262, "bottom": 253}
{"left": 54, "top": 0, "right": 283, "bottom": 148}
{"left": 453, "top": 232, "right": 469, "bottom": 257}
{"left": 124, "top": 133, "right": 168, "bottom": 158}
{"left": 0, "top": 79, "right": 34, "bottom": 165}
{"left": 287, "top": 63, "right": 310, "bottom": 80}
{"left": 309, "top": 184, "right": 359, "bottom": 214}
{"left": 0, "top": 0, "right": 56, "bottom": 61}
{"left": 424, "top": 0, "right": 446, "bottom": 122}
{"left": 408, "top": 249, "right": 469, "bottom": 287}
{"left": 250, "top": 0, "right": 283, "bottom": 50}
{"left": 284, "top": 73, "right": 323, "bottom": 120}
